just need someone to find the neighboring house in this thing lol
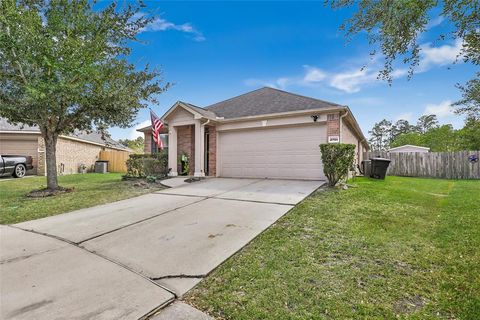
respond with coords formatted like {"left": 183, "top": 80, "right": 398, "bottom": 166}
{"left": 0, "top": 118, "right": 129, "bottom": 175}
{"left": 388, "top": 145, "right": 430, "bottom": 153}
{"left": 138, "top": 87, "right": 368, "bottom": 180}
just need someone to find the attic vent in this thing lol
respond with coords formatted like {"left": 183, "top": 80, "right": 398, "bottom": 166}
{"left": 327, "top": 113, "right": 338, "bottom": 120}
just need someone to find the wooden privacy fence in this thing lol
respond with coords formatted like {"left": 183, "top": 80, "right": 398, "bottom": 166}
{"left": 363, "top": 151, "right": 480, "bottom": 179}
{"left": 99, "top": 150, "right": 130, "bottom": 173}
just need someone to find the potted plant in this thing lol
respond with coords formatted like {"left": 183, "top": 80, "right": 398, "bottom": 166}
{"left": 79, "top": 163, "right": 87, "bottom": 174}
{"left": 178, "top": 153, "right": 190, "bottom": 175}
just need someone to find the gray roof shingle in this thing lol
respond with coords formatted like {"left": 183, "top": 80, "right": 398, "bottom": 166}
{"left": 205, "top": 87, "right": 343, "bottom": 118}
{"left": 0, "top": 118, "right": 128, "bottom": 150}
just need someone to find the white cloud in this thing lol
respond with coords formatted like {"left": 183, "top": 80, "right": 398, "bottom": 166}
{"left": 329, "top": 68, "right": 379, "bottom": 93}
{"left": 245, "top": 62, "right": 408, "bottom": 94}
{"left": 419, "top": 39, "right": 463, "bottom": 71}
{"left": 328, "top": 40, "right": 463, "bottom": 92}
{"left": 303, "top": 66, "right": 327, "bottom": 83}
{"left": 424, "top": 100, "right": 454, "bottom": 118}
{"left": 426, "top": 16, "right": 444, "bottom": 29}
{"left": 129, "top": 120, "right": 151, "bottom": 139}
{"left": 391, "top": 68, "right": 409, "bottom": 78}
{"left": 245, "top": 65, "right": 326, "bottom": 90}
{"left": 141, "top": 16, "right": 205, "bottom": 41}
{"left": 275, "top": 77, "right": 291, "bottom": 89}
{"left": 244, "top": 77, "right": 293, "bottom": 90}
{"left": 244, "top": 40, "right": 463, "bottom": 94}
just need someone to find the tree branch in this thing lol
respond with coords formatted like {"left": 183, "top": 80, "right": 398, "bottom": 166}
{"left": 5, "top": 26, "right": 28, "bottom": 85}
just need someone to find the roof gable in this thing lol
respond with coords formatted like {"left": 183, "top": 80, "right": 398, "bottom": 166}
{"left": 162, "top": 101, "right": 217, "bottom": 122}
{"left": 205, "top": 87, "right": 343, "bottom": 119}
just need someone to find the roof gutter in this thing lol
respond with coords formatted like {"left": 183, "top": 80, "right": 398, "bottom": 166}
{"left": 341, "top": 106, "right": 369, "bottom": 150}
{"left": 0, "top": 130, "right": 39, "bottom": 134}
{"left": 218, "top": 106, "right": 346, "bottom": 123}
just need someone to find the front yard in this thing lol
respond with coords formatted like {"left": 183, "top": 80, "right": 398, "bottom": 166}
{"left": 186, "top": 177, "right": 480, "bottom": 319}
{"left": 0, "top": 173, "right": 163, "bottom": 224}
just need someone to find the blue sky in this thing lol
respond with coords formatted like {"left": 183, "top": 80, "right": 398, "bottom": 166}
{"left": 108, "top": 1, "right": 475, "bottom": 140}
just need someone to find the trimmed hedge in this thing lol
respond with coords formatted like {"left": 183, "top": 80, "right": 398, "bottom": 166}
{"left": 320, "top": 143, "right": 356, "bottom": 187}
{"left": 125, "top": 151, "right": 168, "bottom": 178}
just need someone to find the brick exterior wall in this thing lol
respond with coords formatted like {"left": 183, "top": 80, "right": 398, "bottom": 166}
{"left": 207, "top": 125, "right": 217, "bottom": 176}
{"left": 144, "top": 132, "right": 152, "bottom": 154}
{"left": 56, "top": 137, "right": 104, "bottom": 174}
{"left": 327, "top": 112, "right": 340, "bottom": 140}
{"left": 37, "top": 136, "right": 121, "bottom": 175}
{"left": 177, "top": 125, "right": 195, "bottom": 175}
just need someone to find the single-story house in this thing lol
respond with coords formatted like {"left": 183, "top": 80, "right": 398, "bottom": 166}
{"left": 0, "top": 118, "right": 129, "bottom": 175}
{"left": 388, "top": 145, "right": 430, "bottom": 153}
{"left": 138, "top": 87, "right": 368, "bottom": 180}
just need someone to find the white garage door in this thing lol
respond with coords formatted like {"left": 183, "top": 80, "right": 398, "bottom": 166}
{"left": 218, "top": 124, "right": 326, "bottom": 180}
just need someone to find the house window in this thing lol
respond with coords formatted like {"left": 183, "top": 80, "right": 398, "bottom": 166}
{"left": 159, "top": 134, "right": 168, "bottom": 149}
{"left": 151, "top": 133, "right": 169, "bottom": 153}
{"left": 150, "top": 134, "right": 156, "bottom": 154}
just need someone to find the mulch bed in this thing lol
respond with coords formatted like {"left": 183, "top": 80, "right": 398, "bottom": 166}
{"left": 26, "top": 186, "right": 75, "bottom": 198}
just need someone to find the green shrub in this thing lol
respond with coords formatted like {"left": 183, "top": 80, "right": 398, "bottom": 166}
{"left": 125, "top": 155, "right": 145, "bottom": 177}
{"left": 146, "top": 175, "right": 157, "bottom": 183}
{"left": 319, "top": 143, "right": 356, "bottom": 187}
{"left": 125, "top": 151, "right": 169, "bottom": 178}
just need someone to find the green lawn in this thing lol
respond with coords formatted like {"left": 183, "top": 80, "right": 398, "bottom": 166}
{"left": 0, "top": 173, "right": 162, "bottom": 224}
{"left": 186, "top": 177, "right": 480, "bottom": 319}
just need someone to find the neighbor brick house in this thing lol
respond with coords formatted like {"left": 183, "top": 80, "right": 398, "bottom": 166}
{"left": 0, "top": 118, "right": 129, "bottom": 175}
{"left": 138, "top": 87, "right": 368, "bottom": 180}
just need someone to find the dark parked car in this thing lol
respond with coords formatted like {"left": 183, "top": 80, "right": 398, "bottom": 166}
{"left": 0, "top": 155, "right": 34, "bottom": 178}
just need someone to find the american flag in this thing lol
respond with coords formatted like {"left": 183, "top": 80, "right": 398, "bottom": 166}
{"left": 150, "top": 110, "right": 164, "bottom": 150}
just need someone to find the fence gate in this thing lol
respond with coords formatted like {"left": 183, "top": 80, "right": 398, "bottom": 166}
{"left": 99, "top": 150, "right": 130, "bottom": 173}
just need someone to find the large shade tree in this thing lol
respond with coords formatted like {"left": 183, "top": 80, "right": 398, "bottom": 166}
{"left": 368, "top": 119, "right": 393, "bottom": 150}
{"left": 0, "top": 0, "right": 169, "bottom": 190}
{"left": 328, "top": 0, "right": 479, "bottom": 117}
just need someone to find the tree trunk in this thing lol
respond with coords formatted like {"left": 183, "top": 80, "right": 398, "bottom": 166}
{"left": 44, "top": 132, "right": 59, "bottom": 190}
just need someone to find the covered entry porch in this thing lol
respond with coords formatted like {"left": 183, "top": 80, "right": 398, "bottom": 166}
{"left": 163, "top": 102, "right": 217, "bottom": 177}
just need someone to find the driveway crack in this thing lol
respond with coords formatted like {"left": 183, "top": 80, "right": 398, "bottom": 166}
{"left": 151, "top": 274, "right": 206, "bottom": 281}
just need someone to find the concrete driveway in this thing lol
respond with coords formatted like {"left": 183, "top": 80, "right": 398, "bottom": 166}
{"left": 1, "top": 178, "right": 323, "bottom": 319}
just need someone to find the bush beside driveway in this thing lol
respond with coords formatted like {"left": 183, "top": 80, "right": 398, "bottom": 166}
{"left": 186, "top": 177, "right": 480, "bottom": 319}
{"left": 0, "top": 173, "right": 164, "bottom": 224}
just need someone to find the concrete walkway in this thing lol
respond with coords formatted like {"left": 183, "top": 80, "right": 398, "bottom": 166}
{"left": 2, "top": 178, "right": 323, "bottom": 319}
{"left": 159, "top": 176, "right": 193, "bottom": 188}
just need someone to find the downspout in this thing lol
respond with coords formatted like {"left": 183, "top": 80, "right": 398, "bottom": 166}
{"left": 201, "top": 119, "right": 211, "bottom": 175}
{"left": 339, "top": 109, "right": 349, "bottom": 143}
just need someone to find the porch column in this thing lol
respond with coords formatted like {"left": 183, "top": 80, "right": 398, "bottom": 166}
{"left": 168, "top": 125, "right": 178, "bottom": 176}
{"left": 194, "top": 119, "right": 205, "bottom": 177}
